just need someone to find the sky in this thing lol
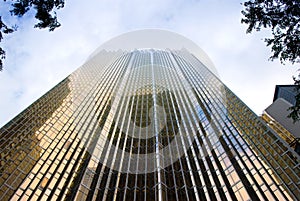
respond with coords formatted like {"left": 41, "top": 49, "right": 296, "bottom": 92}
{"left": 0, "top": 0, "right": 298, "bottom": 127}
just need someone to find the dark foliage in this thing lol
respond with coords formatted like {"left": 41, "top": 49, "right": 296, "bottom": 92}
{"left": 0, "top": 16, "right": 14, "bottom": 71}
{"left": 242, "top": 0, "right": 300, "bottom": 121}
{"left": 0, "top": 0, "right": 65, "bottom": 70}
{"left": 241, "top": 0, "right": 300, "bottom": 64}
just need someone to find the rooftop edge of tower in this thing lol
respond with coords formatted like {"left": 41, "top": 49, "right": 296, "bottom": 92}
{"left": 87, "top": 29, "right": 218, "bottom": 77}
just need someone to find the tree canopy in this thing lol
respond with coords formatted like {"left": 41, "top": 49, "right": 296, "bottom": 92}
{"left": 0, "top": 0, "right": 65, "bottom": 71}
{"left": 241, "top": 0, "right": 300, "bottom": 64}
{"left": 241, "top": 0, "right": 300, "bottom": 121}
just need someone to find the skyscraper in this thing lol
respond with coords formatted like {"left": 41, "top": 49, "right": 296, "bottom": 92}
{"left": 1, "top": 30, "right": 299, "bottom": 201}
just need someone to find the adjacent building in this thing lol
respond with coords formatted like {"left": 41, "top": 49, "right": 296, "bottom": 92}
{"left": 273, "top": 85, "right": 298, "bottom": 105}
{"left": 262, "top": 85, "right": 300, "bottom": 156}
{"left": 1, "top": 30, "right": 299, "bottom": 201}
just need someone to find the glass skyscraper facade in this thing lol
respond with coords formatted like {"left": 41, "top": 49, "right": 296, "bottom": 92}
{"left": 0, "top": 30, "right": 299, "bottom": 201}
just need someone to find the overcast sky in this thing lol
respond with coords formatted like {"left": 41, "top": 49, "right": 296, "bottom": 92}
{"left": 0, "top": 0, "right": 298, "bottom": 127}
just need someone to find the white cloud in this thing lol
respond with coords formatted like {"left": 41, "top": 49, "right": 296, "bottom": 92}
{"left": 0, "top": 0, "right": 298, "bottom": 126}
